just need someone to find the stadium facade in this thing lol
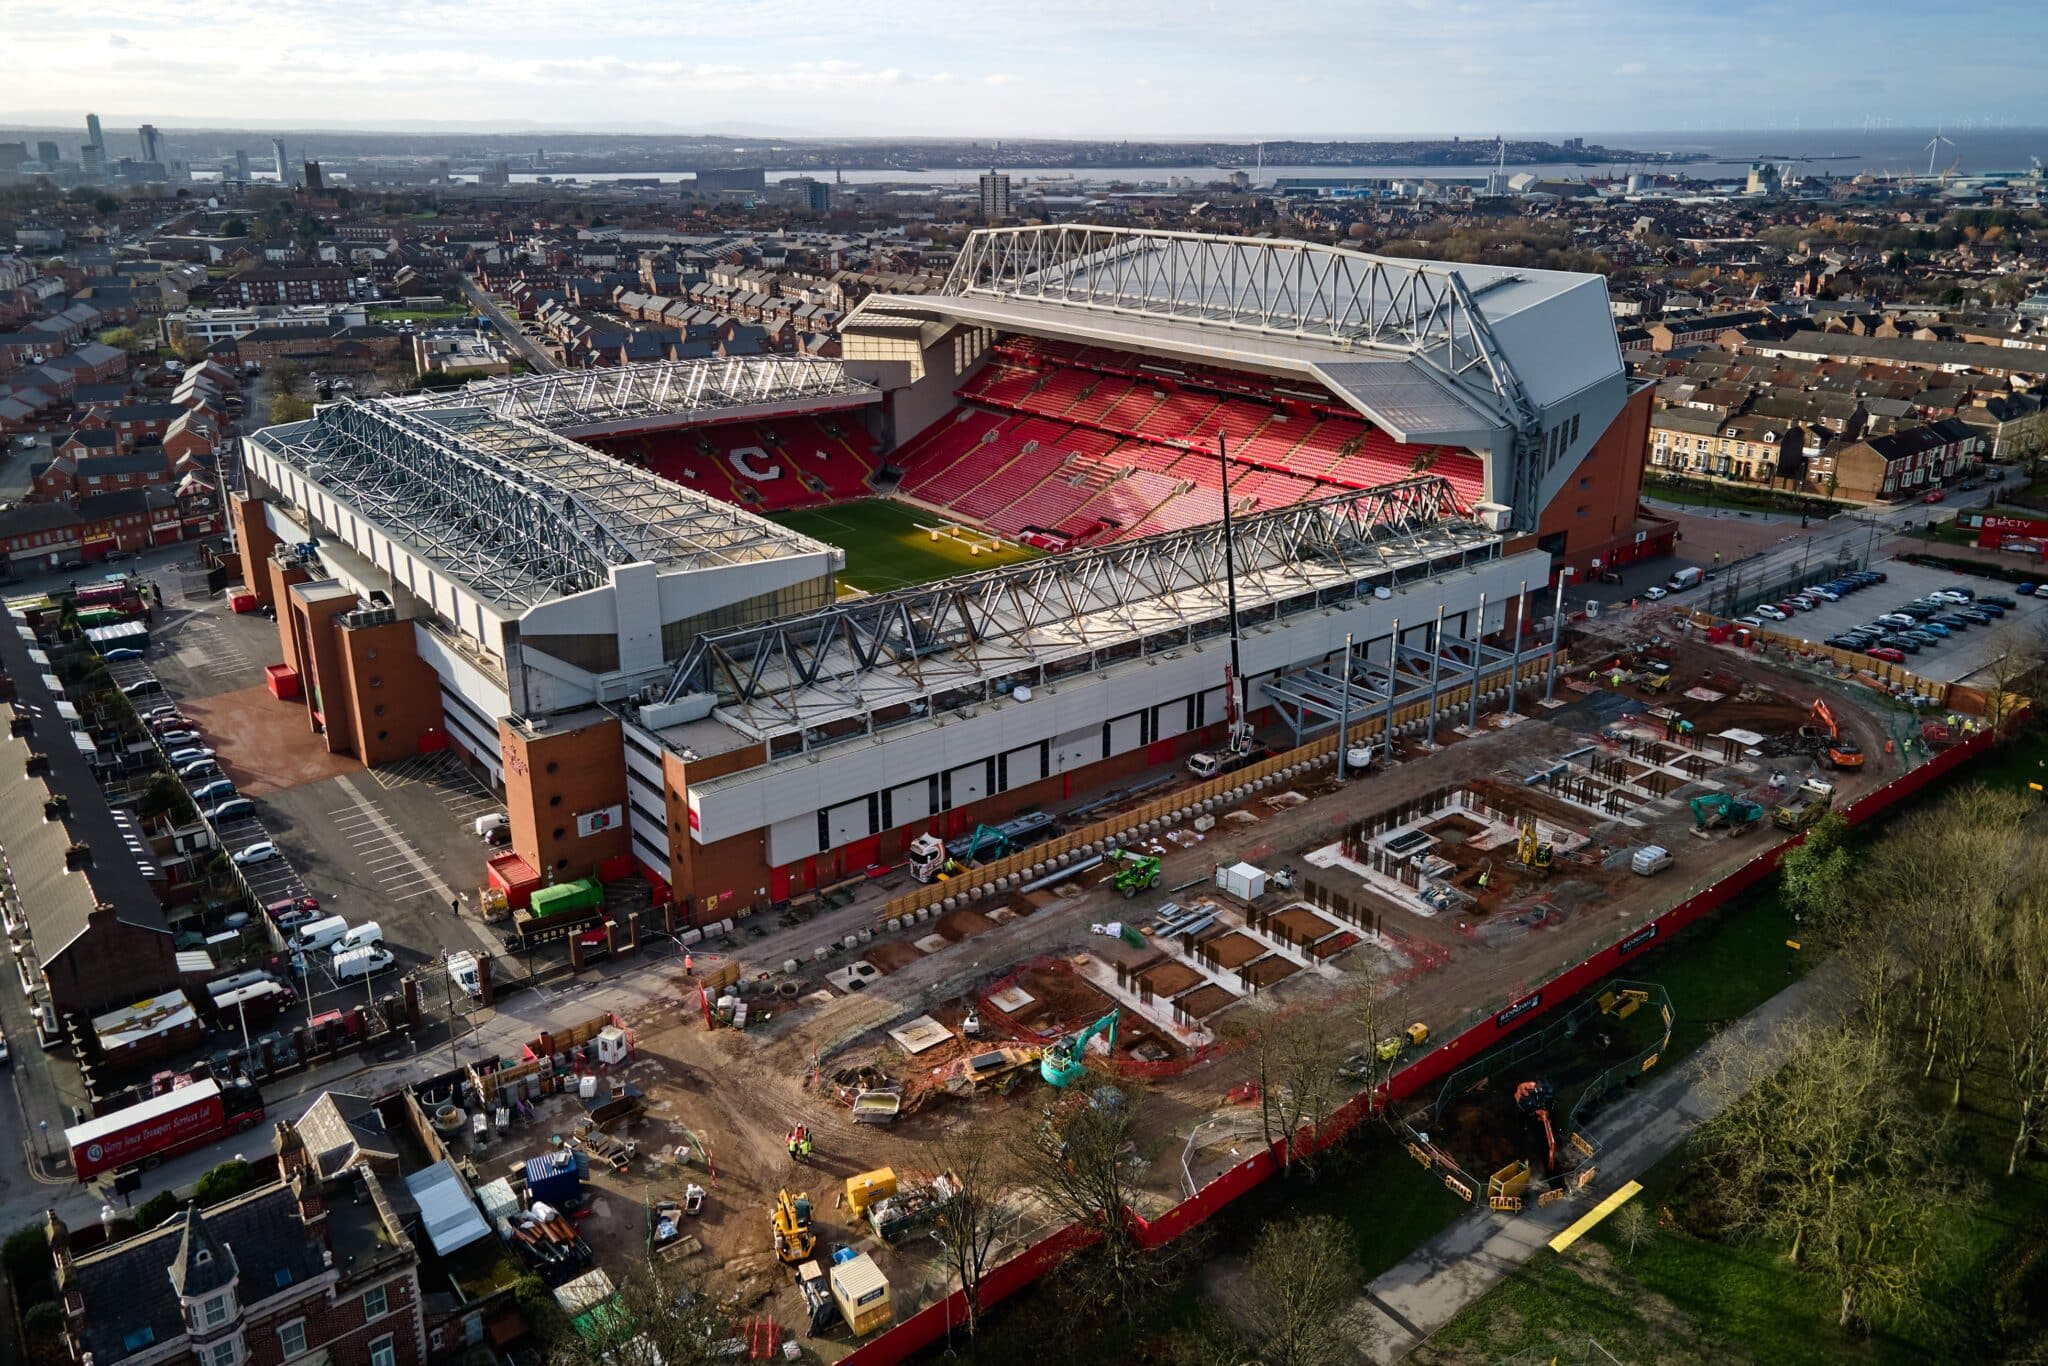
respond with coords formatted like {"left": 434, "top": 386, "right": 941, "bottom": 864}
{"left": 231, "top": 228, "right": 1661, "bottom": 918}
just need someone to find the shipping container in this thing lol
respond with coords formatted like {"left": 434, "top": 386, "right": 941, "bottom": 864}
{"left": 529, "top": 877, "right": 603, "bottom": 920}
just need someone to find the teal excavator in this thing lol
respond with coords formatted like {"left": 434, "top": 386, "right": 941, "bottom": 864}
{"left": 1689, "top": 792, "right": 1765, "bottom": 836}
{"left": 1041, "top": 1010, "right": 1120, "bottom": 1087}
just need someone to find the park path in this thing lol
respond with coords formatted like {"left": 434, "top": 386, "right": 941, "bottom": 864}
{"left": 1359, "top": 959, "right": 1848, "bottom": 1362}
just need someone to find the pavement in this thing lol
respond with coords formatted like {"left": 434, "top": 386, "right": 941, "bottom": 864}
{"left": 1358, "top": 960, "right": 1848, "bottom": 1362}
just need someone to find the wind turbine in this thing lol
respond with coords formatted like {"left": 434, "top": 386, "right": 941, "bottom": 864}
{"left": 1924, "top": 126, "right": 1954, "bottom": 179}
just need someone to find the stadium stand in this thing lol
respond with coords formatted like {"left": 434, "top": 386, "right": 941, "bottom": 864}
{"left": 586, "top": 415, "right": 880, "bottom": 513}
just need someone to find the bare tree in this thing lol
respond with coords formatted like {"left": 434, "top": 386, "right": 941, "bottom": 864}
{"left": 1974, "top": 621, "right": 2048, "bottom": 736}
{"left": 927, "top": 1124, "right": 1019, "bottom": 1339}
{"left": 1014, "top": 1078, "right": 1153, "bottom": 1318}
{"left": 1230, "top": 1003, "right": 1351, "bottom": 1177}
{"left": 1232, "top": 1214, "right": 1374, "bottom": 1366}
{"left": 1610, "top": 1201, "right": 1655, "bottom": 1261}
{"left": 543, "top": 1264, "right": 734, "bottom": 1366}
{"left": 1697, "top": 1021, "right": 1968, "bottom": 1329}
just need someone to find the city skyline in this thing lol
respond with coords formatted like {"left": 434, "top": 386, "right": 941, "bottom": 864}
{"left": 7, "top": 0, "right": 2047, "bottom": 137}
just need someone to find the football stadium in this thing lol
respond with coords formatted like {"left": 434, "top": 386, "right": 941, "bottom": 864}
{"left": 232, "top": 225, "right": 1662, "bottom": 914}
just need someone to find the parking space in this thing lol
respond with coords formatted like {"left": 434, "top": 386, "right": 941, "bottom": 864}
{"left": 1742, "top": 558, "right": 2046, "bottom": 684}
{"left": 326, "top": 776, "right": 456, "bottom": 904}
{"left": 372, "top": 749, "right": 505, "bottom": 829}
{"left": 153, "top": 609, "right": 261, "bottom": 692}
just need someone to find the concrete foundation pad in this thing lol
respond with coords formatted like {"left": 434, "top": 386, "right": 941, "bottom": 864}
{"left": 887, "top": 1014, "right": 954, "bottom": 1054}
{"left": 989, "top": 985, "right": 1035, "bottom": 1014}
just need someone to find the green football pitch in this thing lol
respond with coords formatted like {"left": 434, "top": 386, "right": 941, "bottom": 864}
{"left": 770, "top": 499, "right": 1042, "bottom": 593}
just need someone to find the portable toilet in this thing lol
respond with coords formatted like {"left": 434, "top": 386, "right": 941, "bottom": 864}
{"left": 827, "top": 1252, "right": 892, "bottom": 1338}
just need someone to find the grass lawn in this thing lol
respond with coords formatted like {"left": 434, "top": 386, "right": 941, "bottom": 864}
{"left": 771, "top": 499, "right": 1040, "bottom": 593}
{"left": 1646, "top": 475, "right": 1855, "bottom": 516}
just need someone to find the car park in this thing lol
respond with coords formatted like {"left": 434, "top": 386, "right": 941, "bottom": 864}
{"left": 232, "top": 840, "right": 278, "bottom": 866}
{"left": 1868, "top": 646, "right": 1907, "bottom": 663}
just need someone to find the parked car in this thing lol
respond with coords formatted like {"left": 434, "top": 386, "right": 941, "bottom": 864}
{"left": 179, "top": 759, "right": 221, "bottom": 780}
{"left": 1643, "top": 585, "right": 1667, "bottom": 600}
{"left": 1915, "top": 622, "right": 1951, "bottom": 638}
{"left": 1977, "top": 601, "right": 2009, "bottom": 616}
{"left": 1867, "top": 646, "right": 1907, "bottom": 663}
{"left": 205, "top": 797, "right": 255, "bottom": 822}
{"left": 1756, "top": 605, "right": 1790, "bottom": 622}
{"left": 168, "top": 747, "right": 215, "bottom": 764}
{"left": 103, "top": 647, "right": 144, "bottom": 661}
{"left": 1880, "top": 635, "right": 1923, "bottom": 654}
{"left": 1806, "top": 587, "right": 1840, "bottom": 602}
{"left": 330, "top": 946, "right": 395, "bottom": 982}
{"left": 157, "top": 729, "right": 200, "bottom": 745}
{"left": 105, "top": 550, "right": 137, "bottom": 563}
{"left": 1978, "top": 595, "right": 2017, "bottom": 610}
{"left": 192, "top": 779, "right": 237, "bottom": 802}
{"left": 2034, "top": 585, "right": 2048, "bottom": 599}
{"left": 231, "top": 840, "right": 278, "bottom": 866}
{"left": 120, "top": 678, "right": 162, "bottom": 698}
{"left": 1960, "top": 609, "right": 1996, "bottom": 626}
{"left": 1923, "top": 489, "right": 1946, "bottom": 504}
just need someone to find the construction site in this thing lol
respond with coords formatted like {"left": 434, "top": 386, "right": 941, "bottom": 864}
{"left": 363, "top": 599, "right": 1982, "bottom": 1363}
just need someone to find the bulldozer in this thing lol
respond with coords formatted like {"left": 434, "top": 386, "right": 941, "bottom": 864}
{"left": 1512, "top": 820, "right": 1554, "bottom": 876}
{"left": 772, "top": 1188, "right": 816, "bottom": 1265}
{"left": 1101, "top": 848, "right": 1163, "bottom": 900}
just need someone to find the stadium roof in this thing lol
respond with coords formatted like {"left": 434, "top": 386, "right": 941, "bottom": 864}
{"left": 849, "top": 226, "right": 1623, "bottom": 447}
{"left": 253, "top": 399, "right": 832, "bottom": 612}
{"left": 665, "top": 475, "right": 1496, "bottom": 736}
{"left": 394, "top": 356, "right": 879, "bottom": 437}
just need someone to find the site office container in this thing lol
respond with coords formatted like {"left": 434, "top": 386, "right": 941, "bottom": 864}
{"left": 529, "top": 877, "right": 603, "bottom": 919}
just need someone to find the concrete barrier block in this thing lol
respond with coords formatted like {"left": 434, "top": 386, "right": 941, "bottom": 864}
{"left": 681, "top": 928, "right": 703, "bottom": 946}
{"left": 887, "top": 917, "right": 902, "bottom": 933}
{"left": 783, "top": 959, "right": 800, "bottom": 975}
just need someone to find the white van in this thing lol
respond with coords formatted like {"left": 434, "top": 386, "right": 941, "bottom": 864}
{"left": 335, "top": 921, "right": 384, "bottom": 952}
{"left": 296, "top": 915, "right": 350, "bottom": 953}
{"left": 331, "top": 946, "right": 395, "bottom": 982}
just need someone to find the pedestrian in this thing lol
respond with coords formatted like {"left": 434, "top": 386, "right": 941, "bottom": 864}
{"left": 683, "top": 950, "right": 695, "bottom": 975}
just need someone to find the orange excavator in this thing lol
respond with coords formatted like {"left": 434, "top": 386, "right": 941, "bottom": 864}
{"left": 1515, "top": 1079, "right": 1559, "bottom": 1174}
{"left": 1805, "top": 700, "right": 1865, "bottom": 770}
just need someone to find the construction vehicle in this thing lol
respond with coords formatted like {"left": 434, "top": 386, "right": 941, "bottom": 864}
{"left": 1102, "top": 848, "right": 1163, "bottom": 899}
{"left": 1041, "top": 1009, "right": 1120, "bottom": 1087}
{"left": 1688, "top": 792, "right": 1766, "bottom": 838}
{"left": 1772, "top": 776, "right": 1837, "bottom": 831}
{"left": 771, "top": 1188, "right": 816, "bottom": 1265}
{"left": 906, "top": 833, "right": 955, "bottom": 883}
{"left": 1515, "top": 1079, "right": 1560, "bottom": 1173}
{"left": 1801, "top": 700, "right": 1865, "bottom": 770}
{"left": 909, "top": 812, "right": 1059, "bottom": 882}
{"left": 1512, "top": 820, "right": 1554, "bottom": 875}
{"left": 1187, "top": 728, "right": 1266, "bottom": 780}
{"left": 1373, "top": 1021, "right": 1431, "bottom": 1063}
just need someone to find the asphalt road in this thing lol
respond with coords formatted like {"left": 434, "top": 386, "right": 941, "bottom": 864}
{"left": 460, "top": 275, "right": 558, "bottom": 372}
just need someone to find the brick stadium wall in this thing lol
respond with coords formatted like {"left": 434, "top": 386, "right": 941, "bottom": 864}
{"left": 839, "top": 722, "right": 2009, "bottom": 1365}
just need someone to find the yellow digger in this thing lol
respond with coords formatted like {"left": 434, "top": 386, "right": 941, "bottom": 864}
{"left": 772, "top": 1188, "right": 816, "bottom": 1265}
{"left": 1513, "top": 820, "right": 1554, "bottom": 876}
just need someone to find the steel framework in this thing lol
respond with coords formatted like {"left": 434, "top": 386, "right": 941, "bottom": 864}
{"left": 663, "top": 475, "right": 1496, "bottom": 733}
{"left": 263, "top": 402, "right": 830, "bottom": 610}
{"left": 394, "top": 356, "right": 876, "bottom": 430}
{"left": 943, "top": 226, "right": 1541, "bottom": 433}
{"left": 1262, "top": 629, "right": 1545, "bottom": 743}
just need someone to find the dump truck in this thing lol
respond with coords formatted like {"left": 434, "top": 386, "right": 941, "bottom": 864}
{"left": 64, "top": 1076, "right": 265, "bottom": 1181}
{"left": 1772, "top": 777, "right": 1837, "bottom": 831}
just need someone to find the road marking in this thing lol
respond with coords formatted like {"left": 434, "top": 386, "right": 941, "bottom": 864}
{"left": 333, "top": 775, "right": 456, "bottom": 907}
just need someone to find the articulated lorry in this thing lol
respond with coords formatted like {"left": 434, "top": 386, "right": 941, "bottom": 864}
{"left": 64, "top": 1076, "right": 265, "bottom": 1181}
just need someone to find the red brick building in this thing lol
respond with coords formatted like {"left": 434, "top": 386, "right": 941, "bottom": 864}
{"left": 226, "top": 266, "right": 352, "bottom": 306}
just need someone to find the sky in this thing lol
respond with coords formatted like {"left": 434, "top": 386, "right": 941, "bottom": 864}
{"left": 6, "top": 0, "right": 2048, "bottom": 138}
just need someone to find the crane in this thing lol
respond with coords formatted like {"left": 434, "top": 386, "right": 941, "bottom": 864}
{"left": 1515, "top": 1079, "right": 1559, "bottom": 1173}
{"left": 1041, "top": 1010, "right": 1120, "bottom": 1087}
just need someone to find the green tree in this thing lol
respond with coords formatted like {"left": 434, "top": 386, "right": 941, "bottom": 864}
{"left": 1780, "top": 810, "right": 1853, "bottom": 931}
{"left": 269, "top": 395, "right": 315, "bottom": 423}
{"left": 97, "top": 326, "right": 146, "bottom": 354}
{"left": 2, "top": 1222, "right": 54, "bottom": 1308}
{"left": 194, "top": 1159, "right": 259, "bottom": 1205}
{"left": 269, "top": 360, "right": 307, "bottom": 397}
{"left": 223, "top": 217, "right": 248, "bottom": 237}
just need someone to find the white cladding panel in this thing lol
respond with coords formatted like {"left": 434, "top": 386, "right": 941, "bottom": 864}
{"left": 951, "top": 760, "right": 988, "bottom": 805}
{"left": 767, "top": 814, "right": 821, "bottom": 865}
{"left": 1006, "top": 743, "right": 1045, "bottom": 786}
{"left": 689, "top": 548, "right": 1545, "bottom": 845}
{"left": 891, "top": 779, "right": 932, "bottom": 825}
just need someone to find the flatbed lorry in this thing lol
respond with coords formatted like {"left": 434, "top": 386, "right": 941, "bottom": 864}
{"left": 64, "top": 1076, "right": 264, "bottom": 1181}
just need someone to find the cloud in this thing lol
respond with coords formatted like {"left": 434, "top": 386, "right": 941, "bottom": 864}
{"left": 983, "top": 73, "right": 1018, "bottom": 86}
{"left": 107, "top": 33, "right": 132, "bottom": 47}
{"left": 1615, "top": 59, "right": 1648, "bottom": 76}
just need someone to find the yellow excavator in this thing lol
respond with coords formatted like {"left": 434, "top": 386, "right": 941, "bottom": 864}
{"left": 772, "top": 1188, "right": 816, "bottom": 1265}
{"left": 1513, "top": 820, "right": 1554, "bottom": 875}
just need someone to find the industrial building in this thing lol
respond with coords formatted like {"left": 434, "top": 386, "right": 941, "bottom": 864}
{"left": 230, "top": 228, "right": 1655, "bottom": 920}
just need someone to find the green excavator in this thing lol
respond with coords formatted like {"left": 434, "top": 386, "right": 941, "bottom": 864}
{"left": 1689, "top": 792, "right": 1766, "bottom": 837}
{"left": 1041, "top": 1010, "right": 1120, "bottom": 1087}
